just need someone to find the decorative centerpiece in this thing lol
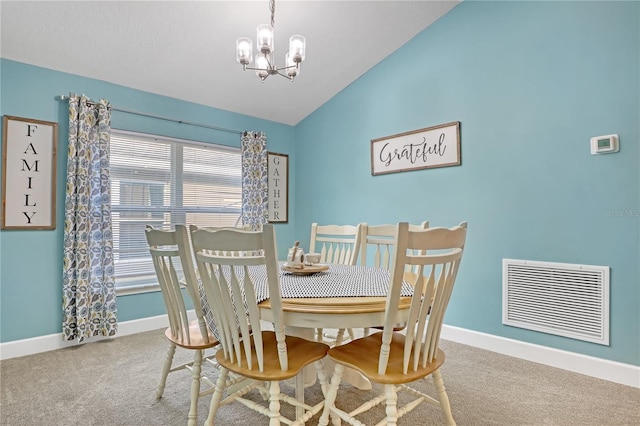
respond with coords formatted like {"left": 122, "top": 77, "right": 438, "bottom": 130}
{"left": 282, "top": 241, "right": 328, "bottom": 275}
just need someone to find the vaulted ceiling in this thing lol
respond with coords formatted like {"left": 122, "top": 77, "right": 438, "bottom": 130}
{"left": 1, "top": 1, "right": 460, "bottom": 125}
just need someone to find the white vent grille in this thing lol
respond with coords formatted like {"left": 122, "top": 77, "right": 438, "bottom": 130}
{"left": 503, "top": 259, "right": 609, "bottom": 345}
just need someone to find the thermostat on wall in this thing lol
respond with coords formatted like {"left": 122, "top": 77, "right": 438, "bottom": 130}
{"left": 590, "top": 134, "right": 619, "bottom": 155}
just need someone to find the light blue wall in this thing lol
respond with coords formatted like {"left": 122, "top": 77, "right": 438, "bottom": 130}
{"left": 0, "top": 59, "right": 297, "bottom": 342}
{"left": 1, "top": 1, "right": 638, "bottom": 367}
{"left": 294, "top": 1, "right": 639, "bottom": 365}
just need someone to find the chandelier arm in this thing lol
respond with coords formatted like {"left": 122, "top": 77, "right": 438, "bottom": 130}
{"left": 276, "top": 71, "right": 295, "bottom": 81}
{"left": 274, "top": 64, "right": 299, "bottom": 71}
{"left": 245, "top": 62, "right": 297, "bottom": 76}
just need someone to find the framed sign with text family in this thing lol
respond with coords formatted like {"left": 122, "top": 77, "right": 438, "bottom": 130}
{"left": 267, "top": 152, "right": 288, "bottom": 223}
{"left": 370, "top": 121, "right": 461, "bottom": 176}
{"left": 2, "top": 115, "right": 58, "bottom": 230}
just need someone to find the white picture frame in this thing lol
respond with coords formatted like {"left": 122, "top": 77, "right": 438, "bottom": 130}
{"left": 371, "top": 121, "right": 461, "bottom": 176}
{"left": 2, "top": 115, "right": 58, "bottom": 230}
{"left": 267, "top": 152, "right": 288, "bottom": 223}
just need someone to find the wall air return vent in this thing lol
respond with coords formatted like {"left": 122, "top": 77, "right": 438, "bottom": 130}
{"left": 503, "top": 259, "right": 609, "bottom": 345}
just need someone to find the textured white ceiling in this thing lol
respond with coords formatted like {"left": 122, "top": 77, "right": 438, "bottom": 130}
{"left": 1, "top": 1, "right": 460, "bottom": 125}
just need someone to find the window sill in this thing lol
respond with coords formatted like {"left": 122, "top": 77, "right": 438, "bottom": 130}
{"left": 116, "top": 283, "right": 161, "bottom": 296}
{"left": 115, "top": 281, "right": 188, "bottom": 296}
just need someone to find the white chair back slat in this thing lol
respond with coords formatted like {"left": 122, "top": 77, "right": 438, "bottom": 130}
{"left": 216, "top": 265, "right": 239, "bottom": 364}
{"left": 339, "top": 244, "right": 351, "bottom": 264}
{"left": 153, "top": 252, "right": 181, "bottom": 340}
{"left": 324, "top": 243, "right": 332, "bottom": 263}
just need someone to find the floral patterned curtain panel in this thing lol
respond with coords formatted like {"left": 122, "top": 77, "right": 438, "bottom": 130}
{"left": 62, "top": 94, "right": 117, "bottom": 342}
{"left": 241, "top": 131, "right": 268, "bottom": 231}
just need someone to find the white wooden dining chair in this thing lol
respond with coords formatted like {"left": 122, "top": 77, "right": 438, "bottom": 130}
{"left": 309, "top": 222, "right": 363, "bottom": 344}
{"left": 318, "top": 221, "right": 468, "bottom": 426}
{"left": 145, "top": 224, "right": 219, "bottom": 426}
{"left": 309, "top": 223, "right": 362, "bottom": 265}
{"left": 190, "top": 224, "right": 330, "bottom": 426}
{"left": 360, "top": 221, "right": 429, "bottom": 269}
{"left": 359, "top": 221, "right": 429, "bottom": 335}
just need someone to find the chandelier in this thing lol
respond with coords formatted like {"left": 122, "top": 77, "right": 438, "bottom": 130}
{"left": 235, "top": 0, "right": 306, "bottom": 82}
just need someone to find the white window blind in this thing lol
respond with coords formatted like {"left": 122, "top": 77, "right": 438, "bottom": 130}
{"left": 110, "top": 129, "right": 242, "bottom": 293}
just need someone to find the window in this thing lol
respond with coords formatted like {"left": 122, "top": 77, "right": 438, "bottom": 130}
{"left": 110, "top": 129, "right": 242, "bottom": 294}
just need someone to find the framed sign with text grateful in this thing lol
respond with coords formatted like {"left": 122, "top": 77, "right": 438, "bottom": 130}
{"left": 267, "top": 152, "right": 288, "bottom": 223}
{"left": 371, "top": 121, "right": 460, "bottom": 176}
{"left": 2, "top": 115, "right": 58, "bottom": 229}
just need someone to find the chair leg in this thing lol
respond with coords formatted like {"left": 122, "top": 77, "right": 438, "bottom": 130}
{"left": 156, "top": 342, "right": 176, "bottom": 399}
{"left": 268, "top": 380, "right": 282, "bottom": 426}
{"left": 314, "top": 359, "right": 330, "bottom": 397}
{"left": 384, "top": 384, "right": 399, "bottom": 426}
{"left": 347, "top": 328, "right": 356, "bottom": 341}
{"left": 205, "top": 367, "right": 230, "bottom": 426}
{"left": 187, "top": 349, "right": 203, "bottom": 426}
{"left": 432, "top": 369, "right": 456, "bottom": 426}
{"left": 334, "top": 328, "right": 356, "bottom": 345}
{"left": 318, "top": 363, "right": 345, "bottom": 426}
{"left": 259, "top": 381, "right": 270, "bottom": 400}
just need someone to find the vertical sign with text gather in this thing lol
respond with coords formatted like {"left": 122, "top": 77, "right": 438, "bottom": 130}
{"left": 267, "top": 152, "right": 288, "bottom": 223}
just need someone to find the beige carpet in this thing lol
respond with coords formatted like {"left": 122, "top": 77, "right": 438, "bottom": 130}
{"left": 1, "top": 329, "right": 638, "bottom": 425}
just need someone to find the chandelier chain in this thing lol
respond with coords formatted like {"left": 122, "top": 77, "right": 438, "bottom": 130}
{"left": 270, "top": 0, "right": 275, "bottom": 28}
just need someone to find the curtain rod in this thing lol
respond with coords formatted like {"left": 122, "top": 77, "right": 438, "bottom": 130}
{"left": 57, "top": 95, "right": 243, "bottom": 135}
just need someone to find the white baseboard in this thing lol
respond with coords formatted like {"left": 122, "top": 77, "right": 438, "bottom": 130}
{"left": 0, "top": 314, "right": 170, "bottom": 361}
{"left": 2, "top": 318, "right": 638, "bottom": 389}
{"left": 441, "top": 324, "right": 640, "bottom": 388}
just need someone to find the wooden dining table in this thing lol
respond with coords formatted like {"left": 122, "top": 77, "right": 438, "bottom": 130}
{"left": 258, "top": 294, "right": 412, "bottom": 331}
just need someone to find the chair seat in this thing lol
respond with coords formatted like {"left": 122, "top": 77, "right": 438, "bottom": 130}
{"left": 327, "top": 332, "right": 445, "bottom": 385}
{"left": 165, "top": 320, "right": 219, "bottom": 350}
{"left": 216, "top": 331, "right": 329, "bottom": 381}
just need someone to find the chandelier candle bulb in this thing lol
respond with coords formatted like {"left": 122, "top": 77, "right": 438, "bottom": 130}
{"left": 285, "top": 53, "right": 298, "bottom": 78}
{"left": 289, "top": 35, "right": 305, "bottom": 62}
{"left": 255, "top": 56, "right": 269, "bottom": 79}
{"left": 236, "top": 38, "right": 253, "bottom": 65}
{"left": 257, "top": 24, "right": 274, "bottom": 53}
